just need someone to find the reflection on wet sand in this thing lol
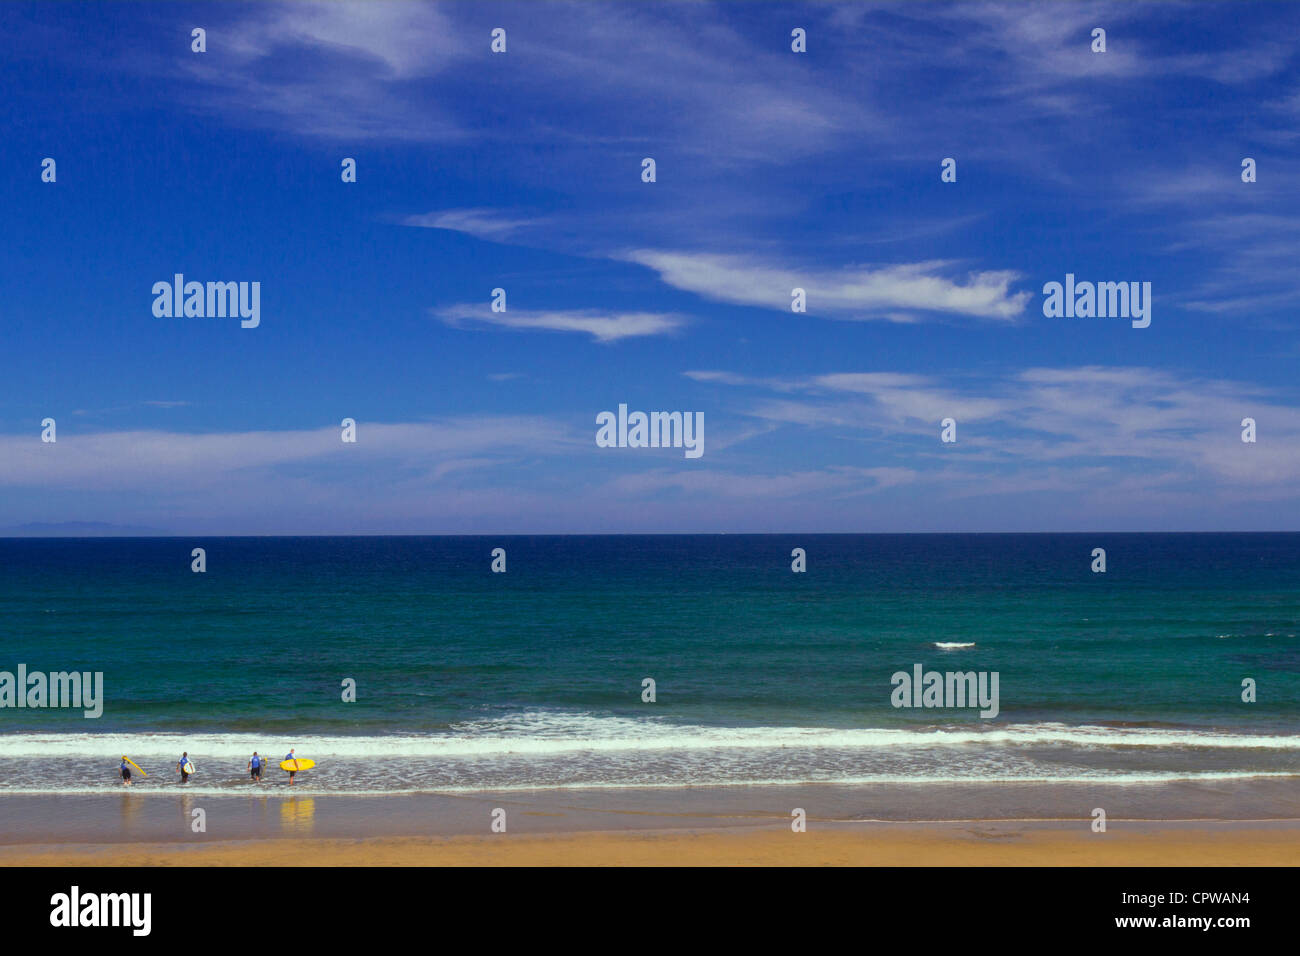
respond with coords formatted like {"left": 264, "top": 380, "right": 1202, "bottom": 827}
{"left": 280, "top": 797, "right": 316, "bottom": 835}
{"left": 118, "top": 790, "right": 143, "bottom": 834}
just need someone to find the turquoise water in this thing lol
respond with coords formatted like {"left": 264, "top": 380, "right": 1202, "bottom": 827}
{"left": 1, "top": 534, "right": 1297, "bottom": 793}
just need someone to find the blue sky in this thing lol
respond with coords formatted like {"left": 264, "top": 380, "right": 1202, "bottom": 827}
{"left": 2, "top": 0, "right": 1298, "bottom": 533}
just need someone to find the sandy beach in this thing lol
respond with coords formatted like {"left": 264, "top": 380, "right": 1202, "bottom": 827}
{"left": 3, "top": 780, "right": 1298, "bottom": 866}
{"left": 5, "top": 822, "right": 1299, "bottom": 866}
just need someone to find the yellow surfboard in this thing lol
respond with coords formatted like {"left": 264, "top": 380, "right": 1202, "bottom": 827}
{"left": 124, "top": 757, "right": 147, "bottom": 777}
{"left": 279, "top": 758, "right": 315, "bottom": 772}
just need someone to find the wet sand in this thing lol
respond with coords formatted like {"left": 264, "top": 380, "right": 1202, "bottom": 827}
{"left": 5, "top": 822, "right": 1299, "bottom": 866}
{"left": 3, "top": 779, "right": 1298, "bottom": 864}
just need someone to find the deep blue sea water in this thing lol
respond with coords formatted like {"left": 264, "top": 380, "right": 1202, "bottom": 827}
{"left": 1, "top": 534, "right": 1296, "bottom": 794}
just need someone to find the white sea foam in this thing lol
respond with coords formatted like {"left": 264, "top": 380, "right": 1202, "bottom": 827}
{"left": 0, "top": 770, "right": 1294, "bottom": 798}
{"left": 0, "top": 712, "right": 1296, "bottom": 759}
{"left": 933, "top": 642, "right": 975, "bottom": 649}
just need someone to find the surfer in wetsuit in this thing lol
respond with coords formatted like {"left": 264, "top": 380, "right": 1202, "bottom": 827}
{"left": 120, "top": 756, "right": 132, "bottom": 786}
{"left": 177, "top": 751, "right": 191, "bottom": 784}
{"left": 284, "top": 748, "right": 298, "bottom": 785}
{"left": 248, "top": 751, "right": 263, "bottom": 784}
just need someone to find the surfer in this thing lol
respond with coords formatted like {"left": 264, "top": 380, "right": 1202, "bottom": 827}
{"left": 120, "top": 756, "right": 132, "bottom": 786}
{"left": 177, "top": 751, "right": 191, "bottom": 784}
{"left": 248, "top": 751, "right": 263, "bottom": 784}
{"left": 284, "top": 748, "right": 298, "bottom": 785}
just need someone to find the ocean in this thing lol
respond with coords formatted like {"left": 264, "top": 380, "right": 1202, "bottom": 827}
{"left": 1, "top": 534, "right": 1296, "bottom": 797}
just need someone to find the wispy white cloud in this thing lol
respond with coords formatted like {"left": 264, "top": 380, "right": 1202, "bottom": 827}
{"left": 138, "top": 0, "right": 875, "bottom": 158}
{"left": 0, "top": 418, "right": 580, "bottom": 491}
{"left": 173, "top": 1, "right": 468, "bottom": 141}
{"left": 891, "top": 2, "right": 1293, "bottom": 101}
{"left": 1139, "top": 188, "right": 1300, "bottom": 314}
{"left": 628, "top": 250, "right": 1031, "bottom": 322}
{"left": 434, "top": 303, "right": 687, "bottom": 343}
{"left": 688, "top": 364, "right": 1300, "bottom": 492}
{"left": 402, "top": 208, "right": 545, "bottom": 241}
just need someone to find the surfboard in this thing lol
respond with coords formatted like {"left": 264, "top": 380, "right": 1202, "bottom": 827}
{"left": 181, "top": 761, "right": 195, "bottom": 774}
{"left": 124, "top": 757, "right": 147, "bottom": 777}
{"left": 279, "top": 758, "right": 315, "bottom": 772}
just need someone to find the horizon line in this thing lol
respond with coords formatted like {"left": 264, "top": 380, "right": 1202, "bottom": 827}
{"left": 2, "top": 530, "right": 1298, "bottom": 539}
